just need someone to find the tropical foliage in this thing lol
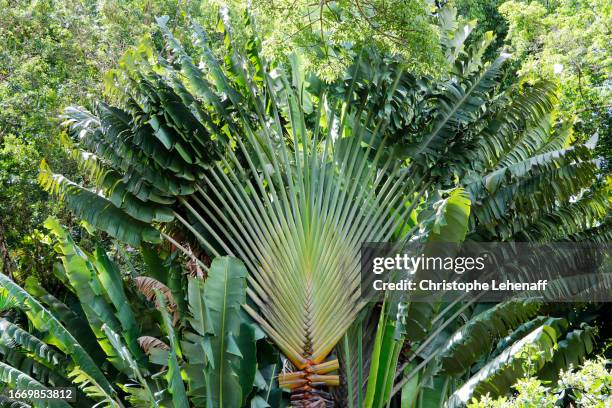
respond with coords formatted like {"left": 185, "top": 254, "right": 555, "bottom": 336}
{"left": 218, "top": 0, "right": 446, "bottom": 81}
{"left": 0, "top": 219, "right": 284, "bottom": 407}
{"left": 0, "top": 1, "right": 609, "bottom": 407}
{"left": 499, "top": 0, "right": 611, "bottom": 170}
{"left": 468, "top": 357, "right": 612, "bottom": 407}
{"left": 0, "top": 0, "right": 217, "bottom": 285}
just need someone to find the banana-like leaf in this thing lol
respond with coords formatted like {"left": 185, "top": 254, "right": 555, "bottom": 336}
{"left": 404, "top": 188, "right": 472, "bottom": 343}
{"left": 92, "top": 248, "right": 147, "bottom": 367}
{"left": 512, "top": 189, "right": 609, "bottom": 241}
{"left": 181, "top": 276, "right": 208, "bottom": 405}
{"left": 437, "top": 299, "right": 541, "bottom": 375}
{"left": 0, "top": 396, "right": 29, "bottom": 408}
{"left": 235, "top": 321, "right": 259, "bottom": 406}
{"left": 468, "top": 81, "right": 557, "bottom": 172}
{"left": 0, "top": 346, "right": 69, "bottom": 389}
{"left": 364, "top": 310, "right": 403, "bottom": 408}
{"left": 400, "top": 361, "right": 420, "bottom": 408}
{"left": 39, "top": 161, "right": 161, "bottom": 246}
{"left": 102, "top": 325, "right": 158, "bottom": 407}
{"left": 363, "top": 188, "right": 472, "bottom": 406}
{"left": 485, "top": 316, "right": 565, "bottom": 363}
{"left": 426, "top": 188, "right": 472, "bottom": 243}
{"left": 0, "top": 288, "right": 18, "bottom": 313}
{"left": 417, "top": 376, "right": 450, "bottom": 408}
{"left": 203, "top": 257, "right": 250, "bottom": 408}
{"left": 182, "top": 257, "right": 260, "bottom": 407}
{"left": 63, "top": 104, "right": 194, "bottom": 201}
{"left": 0, "top": 362, "right": 70, "bottom": 408}
{"left": 446, "top": 323, "right": 559, "bottom": 407}
{"left": 23, "top": 277, "right": 104, "bottom": 364}
{"left": 61, "top": 134, "right": 176, "bottom": 224}
{"left": 66, "top": 366, "right": 120, "bottom": 408}
{"left": 156, "top": 292, "right": 189, "bottom": 408}
{"left": 407, "top": 53, "right": 509, "bottom": 160}
{"left": 0, "top": 319, "right": 65, "bottom": 368}
{"left": 469, "top": 146, "right": 597, "bottom": 234}
{"left": 0, "top": 274, "right": 118, "bottom": 403}
{"left": 44, "top": 217, "right": 131, "bottom": 374}
{"left": 538, "top": 324, "right": 596, "bottom": 382}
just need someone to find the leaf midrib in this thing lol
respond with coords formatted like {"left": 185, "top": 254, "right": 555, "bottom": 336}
{"left": 219, "top": 260, "right": 230, "bottom": 406}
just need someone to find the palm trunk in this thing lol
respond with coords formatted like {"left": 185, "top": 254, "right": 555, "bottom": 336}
{"left": 279, "top": 359, "right": 340, "bottom": 407}
{"left": 290, "top": 381, "right": 334, "bottom": 407}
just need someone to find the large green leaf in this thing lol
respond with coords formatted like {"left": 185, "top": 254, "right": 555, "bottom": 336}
{"left": 0, "top": 274, "right": 118, "bottom": 404}
{"left": 437, "top": 299, "right": 541, "bottom": 375}
{"left": 44, "top": 217, "right": 130, "bottom": 374}
{"left": 203, "top": 257, "right": 249, "bottom": 408}
{"left": 92, "top": 247, "right": 147, "bottom": 368}
{"left": 538, "top": 324, "right": 596, "bottom": 382}
{"left": 426, "top": 188, "right": 471, "bottom": 243}
{"left": 157, "top": 292, "right": 189, "bottom": 408}
{"left": 0, "top": 396, "right": 29, "bottom": 408}
{"left": 0, "top": 345, "right": 70, "bottom": 391}
{"left": 0, "top": 319, "right": 65, "bottom": 368}
{"left": 182, "top": 276, "right": 208, "bottom": 405}
{"left": 0, "top": 362, "right": 70, "bottom": 408}
{"left": 407, "top": 53, "right": 509, "bottom": 161}
{"left": 404, "top": 188, "right": 472, "bottom": 343}
{"left": 182, "top": 257, "right": 257, "bottom": 407}
{"left": 23, "top": 277, "right": 104, "bottom": 364}
{"left": 446, "top": 323, "right": 559, "bottom": 407}
{"left": 102, "top": 325, "right": 158, "bottom": 407}
{"left": 364, "top": 311, "right": 403, "bottom": 408}
{"left": 39, "top": 162, "right": 161, "bottom": 246}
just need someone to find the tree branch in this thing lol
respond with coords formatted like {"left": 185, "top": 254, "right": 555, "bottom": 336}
{"left": 0, "top": 230, "right": 14, "bottom": 279}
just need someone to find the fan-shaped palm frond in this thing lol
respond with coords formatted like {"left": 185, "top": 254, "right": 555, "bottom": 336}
{"left": 41, "top": 12, "right": 428, "bottom": 405}
{"left": 31, "top": 7, "right": 609, "bottom": 408}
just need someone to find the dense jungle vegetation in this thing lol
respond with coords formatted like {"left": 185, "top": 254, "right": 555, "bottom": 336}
{"left": 0, "top": 0, "right": 610, "bottom": 407}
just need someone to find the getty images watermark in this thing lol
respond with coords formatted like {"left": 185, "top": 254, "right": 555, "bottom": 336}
{"left": 360, "top": 242, "right": 611, "bottom": 303}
